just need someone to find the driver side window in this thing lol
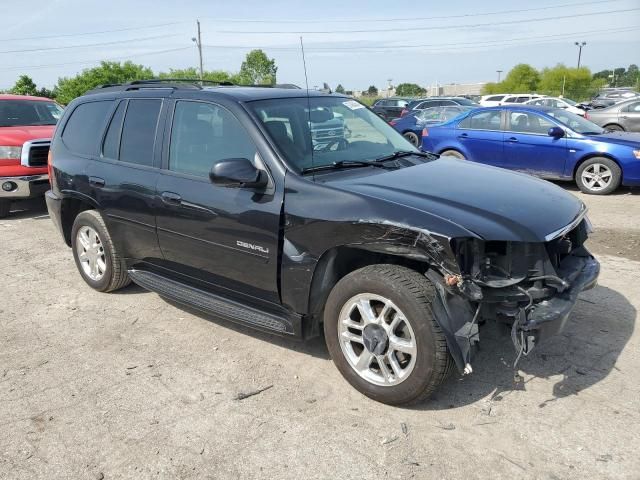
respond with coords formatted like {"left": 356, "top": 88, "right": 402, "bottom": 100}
{"left": 169, "top": 101, "right": 256, "bottom": 177}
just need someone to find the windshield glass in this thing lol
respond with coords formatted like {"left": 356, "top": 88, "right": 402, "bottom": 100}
{"left": 546, "top": 108, "right": 604, "bottom": 134}
{"left": 563, "top": 98, "right": 578, "bottom": 106}
{"left": 453, "top": 98, "right": 477, "bottom": 106}
{"left": 248, "top": 96, "right": 417, "bottom": 172}
{"left": 0, "top": 100, "right": 63, "bottom": 127}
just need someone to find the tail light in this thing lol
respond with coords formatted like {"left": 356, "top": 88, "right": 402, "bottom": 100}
{"left": 422, "top": 128, "right": 429, "bottom": 137}
{"left": 389, "top": 120, "right": 397, "bottom": 126}
{"left": 400, "top": 109, "right": 409, "bottom": 117}
{"left": 47, "top": 149, "right": 53, "bottom": 182}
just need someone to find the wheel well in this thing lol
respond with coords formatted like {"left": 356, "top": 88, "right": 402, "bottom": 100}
{"left": 60, "top": 197, "right": 93, "bottom": 246}
{"left": 572, "top": 153, "right": 623, "bottom": 181}
{"left": 306, "top": 246, "right": 429, "bottom": 324}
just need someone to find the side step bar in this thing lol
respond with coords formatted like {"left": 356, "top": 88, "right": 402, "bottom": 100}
{"left": 128, "top": 269, "right": 296, "bottom": 335}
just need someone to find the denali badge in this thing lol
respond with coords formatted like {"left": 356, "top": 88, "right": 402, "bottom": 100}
{"left": 236, "top": 240, "right": 269, "bottom": 254}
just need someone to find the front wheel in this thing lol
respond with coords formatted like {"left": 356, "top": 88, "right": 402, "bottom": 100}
{"left": 324, "top": 265, "right": 454, "bottom": 405}
{"left": 403, "top": 131, "right": 420, "bottom": 147}
{"left": 440, "top": 149, "right": 466, "bottom": 160}
{"left": 604, "top": 124, "right": 624, "bottom": 132}
{"left": 575, "top": 157, "right": 621, "bottom": 195}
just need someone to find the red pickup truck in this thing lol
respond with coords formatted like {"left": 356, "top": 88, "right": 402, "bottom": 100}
{"left": 0, "top": 94, "right": 63, "bottom": 217}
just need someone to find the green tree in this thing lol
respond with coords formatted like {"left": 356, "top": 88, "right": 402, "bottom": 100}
{"left": 395, "top": 83, "right": 425, "bottom": 97}
{"left": 366, "top": 85, "right": 378, "bottom": 96}
{"left": 53, "top": 61, "right": 153, "bottom": 105}
{"left": 335, "top": 84, "right": 345, "bottom": 94}
{"left": 482, "top": 64, "right": 540, "bottom": 95}
{"left": 538, "top": 64, "right": 595, "bottom": 101}
{"left": 238, "top": 49, "right": 277, "bottom": 85}
{"left": 9, "top": 75, "right": 38, "bottom": 96}
{"left": 158, "top": 67, "right": 234, "bottom": 83}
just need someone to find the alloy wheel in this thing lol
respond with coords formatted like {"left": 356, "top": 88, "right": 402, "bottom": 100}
{"left": 76, "top": 226, "right": 107, "bottom": 281}
{"left": 581, "top": 163, "right": 613, "bottom": 192}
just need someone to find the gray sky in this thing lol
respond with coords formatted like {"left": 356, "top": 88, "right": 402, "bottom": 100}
{"left": 1, "top": 0, "right": 639, "bottom": 91}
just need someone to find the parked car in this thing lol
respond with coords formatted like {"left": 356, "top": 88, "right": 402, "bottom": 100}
{"left": 390, "top": 106, "right": 475, "bottom": 146}
{"left": 47, "top": 81, "right": 599, "bottom": 405}
{"left": 479, "top": 94, "right": 543, "bottom": 107}
{"left": 479, "top": 94, "right": 511, "bottom": 107}
{"left": 524, "top": 96, "right": 586, "bottom": 116}
{"left": 0, "top": 94, "right": 63, "bottom": 217}
{"left": 585, "top": 98, "right": 640, "bottom": 132}
{"left": 400, "top": 97, "right": 477, "bottom": 117}
{"left": 421, "top": 105, "right": 640, "bottom": 195}
{"left": 371, "top": 97, "right": 412, "bottom": 121}
{"left": 590, "top": 89, "right": 640, "bottom": 109}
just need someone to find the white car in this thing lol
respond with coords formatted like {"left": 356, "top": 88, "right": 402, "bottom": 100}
{"left": 524, "top": 97, "right": 586, "bottom": 116}
{"left": 479, "top": 93, "right": 543, "bottom": 107}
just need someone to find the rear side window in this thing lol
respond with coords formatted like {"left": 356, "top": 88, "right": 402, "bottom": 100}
{"left": 102, "top": 101, "right": 126, "bottom": 159}
{"left": 62, "top": 101, "right": 113, "bottom": 155}
{"left": 625, "top": 102, "right": 640, "bottom": 112}
{"left": 459, "top": 110, "right": 502, "bottom": 130}
{"left": 119, "top": 99, "right": 162, "bottom": 167}
{"left": 486, "top": 95, "right": 505, "bottom": 102}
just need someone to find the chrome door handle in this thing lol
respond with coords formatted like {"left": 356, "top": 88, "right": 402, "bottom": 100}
{"left": 161, "top": 191, "right": 182, "bottom": 205}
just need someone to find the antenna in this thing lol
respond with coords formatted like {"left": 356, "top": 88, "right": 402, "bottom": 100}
{"left": 300, "top": 36, "right": 315, "bottom": 172}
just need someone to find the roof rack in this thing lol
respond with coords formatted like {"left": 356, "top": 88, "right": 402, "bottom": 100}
{"left": 85, "top": 79, "right": 296, "bottom": 96}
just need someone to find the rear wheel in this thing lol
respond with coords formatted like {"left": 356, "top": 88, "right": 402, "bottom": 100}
{"left": 0, "top": 200, "right": 10, "bottom": 218}
{"left": 324, "top": 264, "right": 453, "bottom": 405}
{"left": 440, "top": 149, "right": 466, "bottom": 160}
{"left": 71, "top": 210, "right": 131, "bottom": 292}
{"left": 575, "top": 157, "right": 621, "bottom": 195}
{"left": 403, "top": 131, "right": 420, "bottom": 147}
{"left": 604, "top": 124, "right": 625, "bottom": 132}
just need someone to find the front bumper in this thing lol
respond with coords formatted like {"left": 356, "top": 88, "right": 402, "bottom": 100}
{"left": 0, "top": 174, "right": 49, "bottom": 199}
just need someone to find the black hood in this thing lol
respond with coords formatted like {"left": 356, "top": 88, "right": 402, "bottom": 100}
{"left": 327, "top": 157, "right": 584, "bottom": 242}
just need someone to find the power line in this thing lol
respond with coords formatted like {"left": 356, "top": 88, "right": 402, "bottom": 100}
{"left": 0, "top": 34, "right": 183, "bottom": 55}
{"left": 213, "top": 8, "right": 640, "bottom": 34}
{"left": 0, "top": 21, "right": 187, "bottom": 42}
{"left": 201, "top": 25, "right": 638, "bottom": 52}
{"left": 203, "top": 0, "right": 622, "bottom": 23}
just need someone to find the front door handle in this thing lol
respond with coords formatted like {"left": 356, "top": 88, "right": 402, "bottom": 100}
{"left": 89, "top": 176, "right": 105, "bottom": 187}
{"left": 161, "top": 191, "right": 182, "bottom": 205}
{"left": 506, "top": 137, "right": 519, "bottom": 143}
{"left": 458, "top": 133, "right": 469, "bottom": 139}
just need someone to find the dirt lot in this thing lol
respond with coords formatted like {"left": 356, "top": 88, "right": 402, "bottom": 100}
{"left": 1, "top": 185, "right": 639, "bottom": 480}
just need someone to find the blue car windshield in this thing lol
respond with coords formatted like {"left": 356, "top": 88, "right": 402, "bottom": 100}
{"left": 546, "top": 108, "right": 604, "bottom": 134}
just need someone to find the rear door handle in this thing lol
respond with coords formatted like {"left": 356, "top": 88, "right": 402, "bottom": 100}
{"left": 506, "top": 137, "right": 519, "bottom": 143}
{"left": 89, "top": 176, "right": 105, "bottom": 187}
{"left": 161, "top": 191, "right": 182, "bottom": 205}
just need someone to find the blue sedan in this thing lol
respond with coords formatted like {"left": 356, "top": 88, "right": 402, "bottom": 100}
{"left": 421, "top": 105, "right": 640, "bottom": 194}
{"left": 390, "top": 106, "right": 474, "bottom": 147}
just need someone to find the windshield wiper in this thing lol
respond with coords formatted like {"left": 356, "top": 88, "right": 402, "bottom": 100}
{"left": 374, "top": 150, "right": 439, "bottom": 162}
{"left": 301, "top": 160, "right": 398, "bottom": 175}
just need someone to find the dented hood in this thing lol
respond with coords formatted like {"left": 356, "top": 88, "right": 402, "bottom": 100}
{"left": 328, "top": 157, "right": 584, "bottom": 242}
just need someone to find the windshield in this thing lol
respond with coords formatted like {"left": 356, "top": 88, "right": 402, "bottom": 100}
{"left": 563, "top": 98, "right": 578, "bottom": 106}
{"left": 546, "top": 108, "right": 604, "bottom": 134}
{"left": 453, "top": 98, "right": 477, "bottom": 106}
{"left": 248, "top": 96, "right": 417, "bottom": 172}
{"left": 0, "top": 100, "right": 63, "bottom": 127}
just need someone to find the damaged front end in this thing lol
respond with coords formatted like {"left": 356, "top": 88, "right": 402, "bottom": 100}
{"left": 426, "top": 216, "right": 599, "bottom": 373}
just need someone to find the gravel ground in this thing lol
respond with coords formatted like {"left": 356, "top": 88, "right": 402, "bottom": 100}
{"left": 0, "top": 185, "right": 638, "bottom": 480}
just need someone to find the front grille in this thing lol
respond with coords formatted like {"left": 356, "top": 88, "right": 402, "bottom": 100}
{"left": 20, "top": 139, "right": 51, "bottom": 168}
{"left": 28, "top": 145, "right": 49, "bottom": 167}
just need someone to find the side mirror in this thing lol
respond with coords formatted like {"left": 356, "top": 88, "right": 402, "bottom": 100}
{"left": 209, "top": 158, "right": 267, "bottom": 188}
{"left": 548, "top": 126, "right": 565, "bottom": 138}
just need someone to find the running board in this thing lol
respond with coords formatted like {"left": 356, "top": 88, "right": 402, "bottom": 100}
{"left": 128, "top": 269, "right": 296, "bottom": 335}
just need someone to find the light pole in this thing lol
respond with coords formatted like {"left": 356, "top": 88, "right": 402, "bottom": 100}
{"left": 575, "top": 41, "right": 586, "bottom": 68}
{"left": 387, "top": 78, "right": 393, "bottom": 98}
{"left": 191, "top": 20, "right": 204, "bottom": 85}
{"left": 496, "top": 70, "right": 503, "bottom": 83}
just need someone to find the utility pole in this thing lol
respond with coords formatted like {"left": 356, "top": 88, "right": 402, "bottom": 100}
{"left": 191, "top": 20, "right": 204, "bottom": 85}
{"left": 387, "top": 78, "right": 392, "bottom": 98}
{"left": 575, "top": 41, "right": 586, "bottom": 68}
{"left": 496, "top": 70, "right": 503, "bottom": 83}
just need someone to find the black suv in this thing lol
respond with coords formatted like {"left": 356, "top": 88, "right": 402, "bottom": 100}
{"left": 46, "top": 80, "right": 599, "bottom": 405}
{"left": 371, "top": 97, "right": 412, "bottom": 121}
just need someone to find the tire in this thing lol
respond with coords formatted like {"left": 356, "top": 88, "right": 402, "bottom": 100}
{"left": 324, "top": 264, "right": 454, "bottom": 405}
{"left": 604, "top": 124, "right": 625, "bottom": 132}
{"left": 403, "top": 131, "right": 420, "bottom": 147}
{"left": 575, "top": 157, "right": 621, "bottom": 195}
{"left": 0, "top": 200, "right": 10, "bottom": 219}
{"left": 440, "top": 149, "right": 466, "bottom": 160}
{"left": 71, "top": 210, "right": 131, "bottom": 292}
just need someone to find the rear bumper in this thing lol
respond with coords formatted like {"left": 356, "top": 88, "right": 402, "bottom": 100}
{"left": 0, "top": 174, "right": 49, "bottom": 199}
{"left": 45, "top": 189, "right": 65, "bottom": 241}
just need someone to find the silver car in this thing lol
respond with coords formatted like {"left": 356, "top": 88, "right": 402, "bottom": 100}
{"left": 586, "top": 98, "right": 640, "bottom": 132}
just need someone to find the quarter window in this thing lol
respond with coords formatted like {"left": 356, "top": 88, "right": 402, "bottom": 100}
{"left": 102, "top": 101, "right": 126, "bottom": 159}
{"left": 169, "top": 101, "right": 257, "bottom": 177}
{"left": 508, "top": 112, "right": 554, "bottom": 134}
{"left": 62, "top": 101, "right": 113, "bottom": 156}
{"left": 119, "top": 99, "right": 162, "bottom": 167}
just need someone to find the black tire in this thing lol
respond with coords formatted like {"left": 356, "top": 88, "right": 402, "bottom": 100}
{"left": 440, "top": 149, "right": 466, "bottom": 160}
{"left": 0, "top": 200, "right": 10, "bottom": 219}
{"left": 71, "top": 210, "right": 131, "bottom": 292}
{"left": 403, "top": 131, "right": 420, "bottom": 147}
{"left": 324, "top": 264, "right": 454, "bottom": 405}
{"left": 604, "top": 124, "right": 625, "bottom": 132}
{"left": 575, "top": 157, "right": 621, "bottom": 195}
